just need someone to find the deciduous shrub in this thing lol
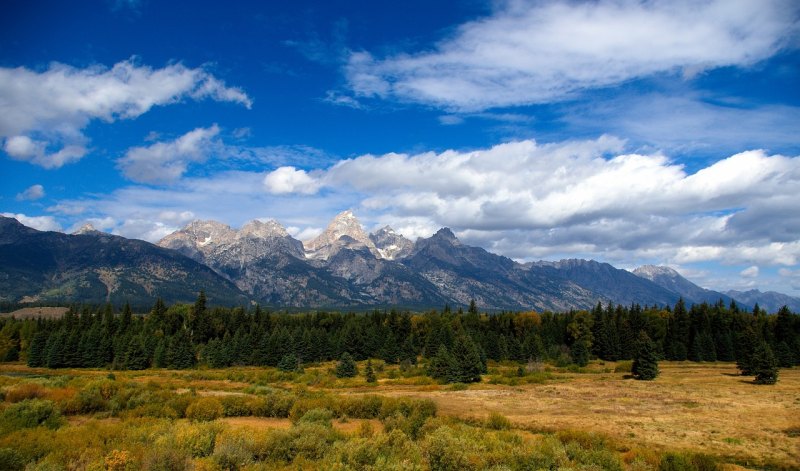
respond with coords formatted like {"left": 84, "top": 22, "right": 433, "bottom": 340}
{"left": 0, "top": 399, "right": 64, "bottom": 434}
{"left": 5, "top": 382, "right": 47, "bottom": 403}
{"left": 186, "top": 397, "right": 224, "bottom": 422}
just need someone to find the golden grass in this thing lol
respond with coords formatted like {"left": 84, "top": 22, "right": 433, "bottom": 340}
{"left": 2, "top": 361, "right": 797, "bottom": 468}
{"left": 347, "top": 362, "right": 800, "bottom": 468}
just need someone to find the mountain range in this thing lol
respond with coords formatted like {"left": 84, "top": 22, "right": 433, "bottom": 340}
{"left": 2, "top": 212, "right": 798, "bottom": 312}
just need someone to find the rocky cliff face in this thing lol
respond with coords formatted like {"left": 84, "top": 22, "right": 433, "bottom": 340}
{"left": 370, "top": 226, "right": 414, "bottom": 260}
{"left": 0, "top": 216, "right": 247, "bottom": 306}
{"left": 304, "top": 210, "right": 380, "bottom": 260}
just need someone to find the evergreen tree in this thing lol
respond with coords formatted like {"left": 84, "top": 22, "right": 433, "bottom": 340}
{"left": 27, "top": 331, "right": 48, "bottom": 368}
{"left": 774, "top": 341, "right": 794, "bottom": 368}
{"left": 3, "top": 342, "right": 19, "bottom": 362}
{"left": 450, "top": 333, "right": 483, "bottom": 383}
{"left": 571, "top": 340, "right": 590, "bottom": 367}
{"left": 364, "top": 359, "right": 377, "bottom": 383}
{"left": 335, "top": 352, "right": 358, "bottom": 378}
{"left": 169, "top": 330, "right": 196, "bottom": 369}
{"left": 153, "top": 338, "right": 167, "bottom": 368}
{"left": 752, "top": 342, "right": 778, "bottom": 385}
{"left": 428, "top": 344, "right": 456, "bottom": 383}
{"left": 736, "top": 327, "right": 759, "bottom": 375}
{"left": 632, "top": 331, "right": 659, "bottom": 380}
{"left": 118, "top": 302, "right": 132, "bottom": 335}
{"left": 46, "top": 330, "right": 67, "bottom": 368}
{"left": 124, "top": 335, "right": 150, "bottom": 370}
{"left": 278, "top": 353, "right": 300, "bottom": 372}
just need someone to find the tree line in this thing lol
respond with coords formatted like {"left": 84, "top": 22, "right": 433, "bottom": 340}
{"left": 1, "top": 294, "right": 797, "bottom": 383}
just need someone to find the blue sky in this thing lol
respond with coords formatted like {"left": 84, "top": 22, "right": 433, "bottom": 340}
{"left": 2, "top": 0, "right": 800, "bottom": 296}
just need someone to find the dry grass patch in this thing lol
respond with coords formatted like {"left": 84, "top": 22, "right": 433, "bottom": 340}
{"left": 348, "top": 362, "right": 800, "bottom": 468}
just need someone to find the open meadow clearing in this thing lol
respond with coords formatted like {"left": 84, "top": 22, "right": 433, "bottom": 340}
{"left": 1, "top": 360, "right": 797, "bottom": 470}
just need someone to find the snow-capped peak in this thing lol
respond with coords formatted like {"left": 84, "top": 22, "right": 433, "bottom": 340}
{"left": 370, "top": 225, "right": 413, "bottom": 260}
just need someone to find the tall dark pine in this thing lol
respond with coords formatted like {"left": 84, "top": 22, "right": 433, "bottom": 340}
{"left": 450, "top": 333, "right": 484, "bottom": 383}
{"left": 428, "top": 344, "right": 456, "bottom": 382}
{"left": 169, "top": 330, "right": 196, "bottom": 369}
{"left": 632, "top": 331, "right": 659, "bottom": 380}
{"left": 27, "top": 332, "right": 48, "bottom": 367}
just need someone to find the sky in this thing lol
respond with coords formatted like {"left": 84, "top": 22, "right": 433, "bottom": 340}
{"left": 2, "top": 0, "right": 800, "bottom": 296}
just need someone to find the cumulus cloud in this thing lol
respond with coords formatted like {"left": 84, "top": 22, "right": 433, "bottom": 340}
{"left": 117, "top": 125, "right": 221, "bottom": 184}
{"left": 15, "top": 184, "right": 46, "bottom": 201}
{"left": 740, "top": 266, "right": 760, "bottom": 278}
{"left": 257, "top": 136, "right": 800, "bottom": 269}
{"left": 345, "top": 0, "right": 799, "bottom": 110}
{"left": 0, "top": 59, "right": 251, "bottom": 168}
{"left": 1, "top": 213, "right": 62, "bottom": 232}
{"left": 263, "top": 166, "right": 321, "bottom": 194}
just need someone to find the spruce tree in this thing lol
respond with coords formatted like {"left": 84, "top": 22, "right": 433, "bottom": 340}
{"left": 752, "top": 342, "right": 778, "bottom": 385}
{"left": 632, "top": 331, "right": 659, "bottom": 380}
{"left": 335, "top": 352, "right": 358, "bottom": 378}
{"left": 736, "top": 327, "right": 759, "bottom": 375}
{"left": 27, "top": 331, "right": 48, "bottom": 367}
{"left": 774, "top": 341, "right": 794, "bottom": 368}
{"left": 428, "top": 344, "right": 456, "bottom": 382}
{"left": 278, "top": 353, "right": 300, "bottom": 372}
{"left": 169, "top": 330, "right": 196, "bottom": 369}
{"left": 364, "top": 359, "right": 377, "bottom": 383}
{"left": 450, "top": 333, "right": 483, "bottom": 383}
{"left": 571, "top": 340, "right": 590, "bottom": 367}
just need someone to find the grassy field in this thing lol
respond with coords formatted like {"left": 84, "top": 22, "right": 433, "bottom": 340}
{"left": 0, "top": 361, "right": 797, "bottom": 470}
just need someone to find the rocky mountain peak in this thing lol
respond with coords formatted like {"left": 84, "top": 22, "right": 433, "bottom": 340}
{"left": 304, "top": 210, "right": 379, "bottom": 259}
{"left": 431, "top": 227, "right": 460, "bottom": 245}
{"left": 633, "top": 265, "right": 680, "bottom": 280}
{"left": 239, "top": 219, "right": 288, "bottom": 239}
{"left": 72, "top": 223, "right": 100, "bottom": 235}
{"left": 370, "top": 225, "right": 414, "bottom": 260}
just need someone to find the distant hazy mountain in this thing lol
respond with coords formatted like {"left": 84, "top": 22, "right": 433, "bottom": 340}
{"left": 633, "top": 265, "right": 735, "bottom": 306}
{"left": 0, "top": 215, "right": 247, "bottom": 307}
{"left": 725, "top": 289, "right": 800, "bottom": 313}
{"left": 529, "top": 259, "right": 680, "bottom": 307}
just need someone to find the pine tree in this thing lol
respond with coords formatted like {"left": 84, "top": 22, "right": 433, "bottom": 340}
{"left": 124, "top": 335, "right": 150, "bottom": 370}
{"left": 169, "top": 330, "right": 196, "bottom": 369}
{"left": 632, "top": 331, "right": 659, "bottom": 380}
{"left": 752, "top": 342, "right": 779, "bottom": 385}
{"left": 774, "top": 341, "right": 794, "bottom": 368}
{"left": 428, "top": 344, "right": 456, "bottom": 382}
{"left": 736, "top": 327, "right": 759, "bottom": 375}
{"left": 153, "top": 338, "right": 167, "bottom": 368}
{"left": 3, "top": 342, "right": 19, "bottom": 362}
{"left": 571, "top": 340, "right": 589, "bottom": 367}
{"left": 364, "top": 359, "right": 377, "bottom": 383}
{"left": 450, "top": 333, "right": 483, "bottom": 383}
{"left": 278, "top": 353, "right": 300, "bottom": 372}
{"left": 27, "top": 331, "right": 48, "bottom": 367}
{"left": 335, "top": 352, "right": 358, "bottom": 378}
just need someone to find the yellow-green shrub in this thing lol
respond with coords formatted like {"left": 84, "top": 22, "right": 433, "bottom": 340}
{"left": 175, "top": 421, "right": 223, "bottom": 458}
{"left": 186, "top": 397, "right": 224, "bottom": 422}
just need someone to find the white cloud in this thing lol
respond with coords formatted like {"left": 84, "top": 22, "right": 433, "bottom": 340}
{"left": 117, "top": 125, "right": 221, "bottom": 184}
{"left": 253, "top": 136, "right": 800, "bottom": 269}
{"left": 740, "top": 266, "right": 760, "bottom": 278}
{"left": 15, "top": 184, "right": 46, "bottom": 201}
{"left": 1, "top": 213, "right": 62, "bottom": 232}
{"left": 0, "top": 59, "right": 250, "bottom": 168}
{"left": 345, "top": 0, "right": 798, "bottom": 111}
{"left": 263, "top": 166, "right": 320, "bottom": 194}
